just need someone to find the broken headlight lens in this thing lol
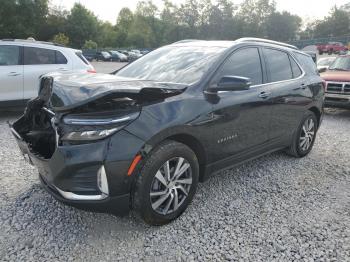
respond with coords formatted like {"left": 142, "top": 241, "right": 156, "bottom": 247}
{"left": 62, "top": 127, "right": 122, "bottom": 141}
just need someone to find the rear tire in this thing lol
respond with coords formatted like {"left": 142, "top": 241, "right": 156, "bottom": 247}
{"left": 328, "top": 49, "right": 333, "bottom": 55}
{"left": 132, "top": 140, "right": 199, "bottom": 225}
{"left": 286, "top": 111, "right": 318, "bottom": 158}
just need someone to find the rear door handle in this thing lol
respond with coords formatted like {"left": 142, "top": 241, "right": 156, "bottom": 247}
{"left": 259, "top": 91, "right": 271, "bottom": 99}
{"left": 8, "top": 72, "right": 21, "bottom": 76}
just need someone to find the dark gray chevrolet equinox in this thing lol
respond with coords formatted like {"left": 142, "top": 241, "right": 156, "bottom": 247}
{"left": 11, "top": 38, "right": 324, "bottom": 225}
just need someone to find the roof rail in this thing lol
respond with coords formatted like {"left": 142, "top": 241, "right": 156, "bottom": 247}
{"left": 237, "top": 38, "right": 298, "bottom": 50}
{"left": 0, "top": 39, "right": 64, "bottom": 47}
{"left": 173, "top": 39, "right": 200, "bottom": 44}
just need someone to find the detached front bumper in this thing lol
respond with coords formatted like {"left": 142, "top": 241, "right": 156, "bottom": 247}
{"left": 325, "top": 93, "right": 350, "bottom": 108}
{"left": 11, "top": 126, "right": 145, "bottom": 215}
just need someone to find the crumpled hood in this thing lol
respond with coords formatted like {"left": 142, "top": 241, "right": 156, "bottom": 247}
{"left": 41, "top": 73, "right": 187, "bottom": 111}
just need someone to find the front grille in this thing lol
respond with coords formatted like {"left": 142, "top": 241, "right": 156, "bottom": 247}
{"left": 326, "top": 82, "right": 350, "bottom": 95}
{"left": 344, "top": 84, "right": 350, "bottom": 94}
{"left": 327, "top": 83, "right": 342, "bottom": 93}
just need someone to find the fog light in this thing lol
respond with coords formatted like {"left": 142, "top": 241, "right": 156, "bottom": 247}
{"left": 97, "top": 165, "right": 109, "bottom": 195}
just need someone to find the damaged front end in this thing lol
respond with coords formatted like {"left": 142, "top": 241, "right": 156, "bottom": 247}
{"left": 9, "top": 74, "right": 186, "bottom": 210}
{"left": 11, "top": 74, "right": 186, "bottom": 159}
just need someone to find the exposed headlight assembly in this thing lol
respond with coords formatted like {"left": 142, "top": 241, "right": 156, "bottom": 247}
{"left": 61, "top": 112, "right": 139, "bottom": 141}
{"left": 62, "top": 127, "right": 121, "bottom": 141}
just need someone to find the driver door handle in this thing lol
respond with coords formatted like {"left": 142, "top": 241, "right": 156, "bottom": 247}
{"left": 259, "top": 91, "right": 271, "bottom": 99}
{"left": 8, "top": 72, "right": 21, "bottom": 76}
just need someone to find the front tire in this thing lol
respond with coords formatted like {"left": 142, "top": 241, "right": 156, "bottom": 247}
{"left": 133, "top": 140, "right": 199, "bottom": 225}
{"left": 286, "top": 111, "right": 318, "bottom": 158}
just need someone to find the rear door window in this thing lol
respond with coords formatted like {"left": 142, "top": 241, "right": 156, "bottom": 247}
{"left": 56, "top": 51, "right": 68, "bottom": 64}
{"left": 294, "top": 52, "right": 318, "bottom": 75}
{"left": 24, "top": 47, "right": 56, "bottom": 65}
{"left": 0, "top": 45, "right": 20, "bottom": 65}
{"left": 263, "top": 48, "right": 293, "bottom": 82}
{"left": 290, "top": 57, "right": 302, "bottom": 78}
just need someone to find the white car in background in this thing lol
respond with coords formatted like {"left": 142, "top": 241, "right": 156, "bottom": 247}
{"left": 317, "top": 56, "right": 336, "bottom": 73}
{"left": 0, "top": 39, "right": 95, "bottom": 107}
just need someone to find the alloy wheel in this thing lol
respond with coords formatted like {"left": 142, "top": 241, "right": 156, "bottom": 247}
{"left": 299, "top": 118, "right": 315, "bottom": 151}
{"left": 150, "top": 157, "right": 192, "bottom": 215}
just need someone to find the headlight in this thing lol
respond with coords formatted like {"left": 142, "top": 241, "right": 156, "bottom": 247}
{"left": 61, "top": 112, "right": 139, "bottom": 141}
{"left": 62, "top": 127, "right": 121, "bottom": 141}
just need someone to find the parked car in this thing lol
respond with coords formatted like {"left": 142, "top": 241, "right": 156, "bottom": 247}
{"left": 95, "top": 51, "right": 112, "bottom": 61}
{"left": 317, "top": 42, "right": 348, "bottom": 55}
{"left": 108, "top": 51, "right": 128, "bottom": 62}
{"left": 10, "top": 38, "right": 324, "bottom": 225}
{"left": 0, "top": 39, "right": 95, "bottom": 107}
{"left": 317, "top": 56, "right": 336, "bottom": 73}
{"left": 321, "top": 55, "right": 350, "bottom": 108}
{"left": 140, "top": 49, "right": 151, "bottom": 55}
{"left": 82, "top": 50, "right": 96, "bottom": 62}
{"left": 127, "top": 51, "right": 143, "bottom": 61}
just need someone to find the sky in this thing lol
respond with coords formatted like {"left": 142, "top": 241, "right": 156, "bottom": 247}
{"left": 51, "top": 0, "right": 350, "bottom": 24}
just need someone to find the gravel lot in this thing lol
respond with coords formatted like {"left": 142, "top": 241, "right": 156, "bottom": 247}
{"left": 0, "top": 108, "right": 349, "bottom": 261}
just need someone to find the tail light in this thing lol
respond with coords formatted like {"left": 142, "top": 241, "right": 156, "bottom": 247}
{"left": 87, "top": 69, "right": 96, "bottom": 73}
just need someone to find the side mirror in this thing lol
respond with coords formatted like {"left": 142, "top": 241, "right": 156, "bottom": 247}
{"left": 207, "top": 76, "right": 251, "bottom": 93}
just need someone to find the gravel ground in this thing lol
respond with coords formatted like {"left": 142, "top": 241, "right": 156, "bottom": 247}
{"left": 0, "top": 108, "right": 349, "bottom": 261}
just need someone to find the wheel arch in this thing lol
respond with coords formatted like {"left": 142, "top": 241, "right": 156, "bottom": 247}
{"left": 308, "top": 106, "right": 321, "bottom": 127}
{"left": 166, "top": 133, "right": 207, "bottom": 181}
{"left": 139, "top": 129, "right": 209, "bottom": 182}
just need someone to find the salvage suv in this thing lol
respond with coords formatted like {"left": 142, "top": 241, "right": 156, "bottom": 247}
{"left": 10, "top": 38, "right": 324, "bottom": 225}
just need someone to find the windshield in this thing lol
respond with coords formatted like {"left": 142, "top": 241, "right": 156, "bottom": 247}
{"left": 329, "top": 56, "right": 350, "bottom": 71}
{"left": 318, "top": 57, "right": 335, "bottom": 66}
{"left": 116, "top": 45, "right": 225, "bottom": 84}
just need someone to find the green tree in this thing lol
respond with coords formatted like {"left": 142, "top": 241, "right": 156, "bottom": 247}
{"left": 0, "top": 0, "right": 49, "bottom": 39}
{"left": 38, "top": 5, "right": 69, "bottom": 41}
{"left": 266, "top": 11, "right": 301, "bottom": 41}
{"left": 97, "top": 22, "right": 118, "bottom": 48}
{"left": 312, "top": 7, "right": 350, "bottom": 38}
{"left": 238, "top": 0, "right": 276, "bottom": 37}
{"left": 83, "top": 40, "right": 98, "bottom": 49}
{"left": 115, "top": 8, "right": 134, "bottom": 47}
{"left": 52, "top": 33, "right": 70, "bottom": 46}
{"left": 66, "top": 3, "right": 99, "bottom": 48}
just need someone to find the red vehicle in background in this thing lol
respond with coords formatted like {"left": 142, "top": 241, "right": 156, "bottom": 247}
{"left": 321, "top": 55, "right": 350, "bottom": 108}
{"left": 317, "top": 42, "right": 348, "bottom": 55}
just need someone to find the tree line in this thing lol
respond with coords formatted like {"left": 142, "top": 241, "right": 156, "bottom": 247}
{"left": 0, "top": 0, "right": 349, "bottom": 49}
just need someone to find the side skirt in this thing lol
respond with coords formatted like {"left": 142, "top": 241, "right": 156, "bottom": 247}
{"left": 201, "top": 138, "right": 289, "bottom": 181}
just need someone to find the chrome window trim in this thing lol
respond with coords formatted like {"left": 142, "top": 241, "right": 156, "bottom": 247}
{"left": 212, "top": 47, "right": 306, "bottom": 95}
